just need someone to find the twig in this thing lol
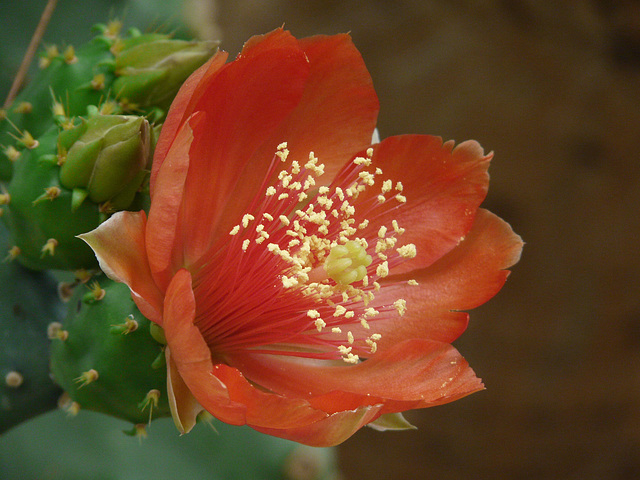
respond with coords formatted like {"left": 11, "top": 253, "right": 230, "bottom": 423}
{"left": 3, "top": 0, "right": 59, "bottom": 109}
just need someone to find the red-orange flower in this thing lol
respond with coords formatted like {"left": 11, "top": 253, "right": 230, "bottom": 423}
{"left": 81, "top": 29, "right": 522, "bottom": 446}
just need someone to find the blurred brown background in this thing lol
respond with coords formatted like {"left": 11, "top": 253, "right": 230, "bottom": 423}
{"left": 199, "top": 1, "right": 640, "bottom": 478}
{"left": 4, "top": 0, "right": 640, "bottom": 478}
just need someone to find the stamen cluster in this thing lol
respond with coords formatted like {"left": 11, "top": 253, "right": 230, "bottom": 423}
{"left": 208, "top": 143, "right": 418, "bottom": 363}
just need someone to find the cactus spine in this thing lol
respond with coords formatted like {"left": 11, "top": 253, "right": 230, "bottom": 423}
{"left": 50, "top": 275, "right": 171, "bottom": 425}
{"left": 1, "top": 20, "right": 217, "bottom": 182}
{"left": 1, "top": 21, "right": 215, "bottom": 271}
{"left": 0, "top": 221, "right": 64, "bottom": 433}
{"left": 0, "top": 19, "right": 217, "bottom": 431}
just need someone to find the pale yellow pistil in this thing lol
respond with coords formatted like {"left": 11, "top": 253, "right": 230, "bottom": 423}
{"left": 324, "top": 240, "right": 372, "bottom": 285}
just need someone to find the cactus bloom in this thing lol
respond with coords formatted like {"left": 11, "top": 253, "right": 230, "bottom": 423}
{"left": 80, "top": 29, "right": 522, "bottom": 446}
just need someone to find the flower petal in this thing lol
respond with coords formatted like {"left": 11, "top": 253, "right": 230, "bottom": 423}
{"left": 146, "top": 113, "right": 202, "bottom": 291}
{"left": 201, "top": 32, "right": 379, "bottom": 248}
{"left": 249, "top": 33, "right": 379, "bottom": 182}
{"left": 252, "top": 404, "right": 383, "bottom": 447}
{"left": 166, "top": 347, "right": 204, "bottom": 434}
{"left": 370, "top": 209, "right": 523, "bottom": 348}
{"left": 230, "top": 338, "right": 483, "bottom": 416}
{"left": 210, "top": 363, "right": 328, "bottom": 429}
{"left": 357, "top": 135, "right": 492, "bottom": 272}
{"left": 151, "top": 50, "right": 229, "bottom": 192}
{"left": 78, "top": 211, "right": 163, "bottom": 323}
{"left": 162, "top": 269, "right": 247, "bottom": 426}
{"left": 175, "top": 31, "right": 311, "bottom": 263}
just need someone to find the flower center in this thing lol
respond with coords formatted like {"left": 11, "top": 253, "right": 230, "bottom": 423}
{"left": 324, "top": 240, "right": 372, "bottom": 285}
{"left": 192, "top": 142, "right": 418, "bottom": 364}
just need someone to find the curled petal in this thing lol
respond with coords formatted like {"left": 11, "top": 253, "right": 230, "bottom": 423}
{"left": 146, "top": 113, "right": 202, "bottom": 290}
{"left": 211, "top": 363, "right": 328, "bottom": 429}
{"left": 78, "top": 211, "right": 163, "bottom": 323}
{"left": 176, "top": 31, "right": 311, "bottom": 261}
{"left": 252, "top": 404, "right": 383, "bottom": 447}
{"left": 370, "top": 209, "right": 523, "bottom": 348}
{"left": 249, "top": 33, "right": 379, "bottom": 182}
{"left": 355, "top": 135, "right": 492, "bottom": 272}
{"left": 152, "top": 50, "right": 229, "bottom": 191}
{"left": 166, "top": 347, "right": 204, "bottom": 434}
{"left": 230, "top": 339, "right": 483, "bottom": 416}
{"left": 162, "top": 269, "right": 246, "bottom": 426}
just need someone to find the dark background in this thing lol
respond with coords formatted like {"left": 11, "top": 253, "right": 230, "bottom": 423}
{"left": 2, "top": 1, "right": 639, "bottom": 478}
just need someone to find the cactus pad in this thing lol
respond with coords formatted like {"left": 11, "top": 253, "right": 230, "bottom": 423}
{"left": 50, "top": 275, "right": 171, "bottom": 424}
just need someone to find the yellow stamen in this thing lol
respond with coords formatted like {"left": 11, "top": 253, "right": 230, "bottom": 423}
{"left": 231, "top": 143, "right": 418, "bottom": 363}
{"left": 394, "top": 299, "right": 407, "bottom": 316}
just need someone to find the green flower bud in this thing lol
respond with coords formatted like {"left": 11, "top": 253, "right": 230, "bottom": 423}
{"left": 112, "top": 36, "right": 218, "bottom": 111}
{"left": 57, "top": 121, "right": 88, "bottom": 152}
{"left": 59, "top": 115, "right": 151, "bottom": 208}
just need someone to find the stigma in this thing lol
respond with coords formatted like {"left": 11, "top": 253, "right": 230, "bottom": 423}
{"left": 325, "top": 240, "right": 372, "bottom": 285}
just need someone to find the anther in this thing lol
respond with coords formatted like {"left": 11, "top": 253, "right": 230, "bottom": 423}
{"left": 394, "top": 299, "right": 407, "bottom": 316}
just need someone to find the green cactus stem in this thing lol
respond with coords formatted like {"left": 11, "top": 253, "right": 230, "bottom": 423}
{"left": 2, "top": 124, "right": 103, "bottom": 270}
{"left": 2, "top": 111, "right": 154, "bottom": 271}
{"left": 0, "top": 411, "right": 340, "bottom": 480}
{"left": 50, "top": 276, "right": 171, "bottom": 424}
{"left": 0, "top": 221, "right": 64, "bottom": 434}
{"left": 0, "top": 20, "right": 218, "bottom": 182}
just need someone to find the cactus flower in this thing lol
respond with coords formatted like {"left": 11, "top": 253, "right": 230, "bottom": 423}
{"left": 80, "top": 29, "right": 522, "bottom": 446}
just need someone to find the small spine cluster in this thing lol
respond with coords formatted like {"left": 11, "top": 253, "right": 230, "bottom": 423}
{"left": 49, "top": 276, "right": 171, "bottom": 425}
{"left": 0, "top": 18, "right": 217, "bottom": 434}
